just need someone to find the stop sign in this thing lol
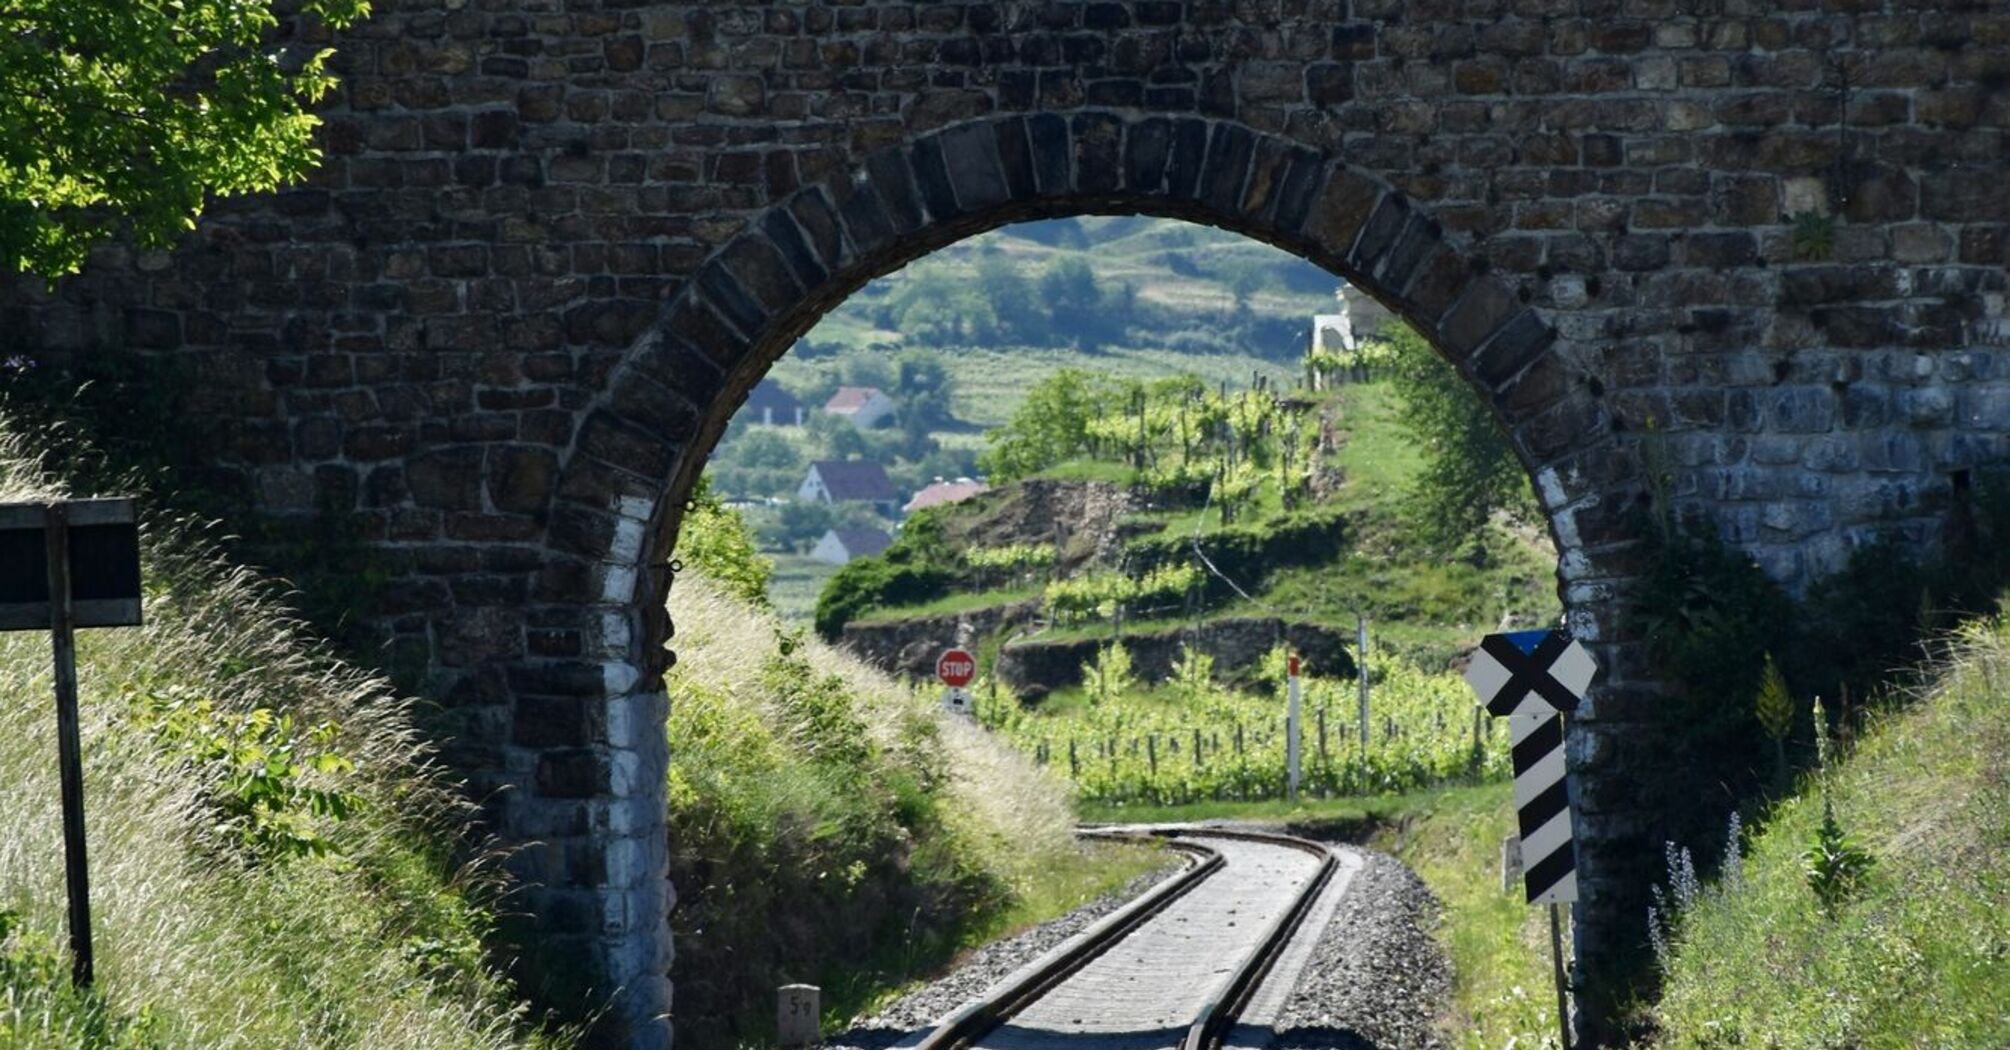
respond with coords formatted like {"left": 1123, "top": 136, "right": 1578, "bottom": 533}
{"left": 936, "top": 648, "right": 976, "bottom": 688}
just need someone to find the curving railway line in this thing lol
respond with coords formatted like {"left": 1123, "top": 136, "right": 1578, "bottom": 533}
{"left": 907, "top": 828, "right": 1360, "bottom": 1050}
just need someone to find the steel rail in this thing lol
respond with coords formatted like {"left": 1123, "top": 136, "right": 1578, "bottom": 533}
{"left": 913, "top": 826, "right": 1337, "bottom": 1050}
{"left": 913, "top": 831, "right": 1222, "bottom": 1050}
{"left": 1177, "top": 829, "right": 1337, "bottom": 1050}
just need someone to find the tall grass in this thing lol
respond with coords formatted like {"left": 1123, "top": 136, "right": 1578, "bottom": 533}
{"left": 0, "top": 423, "right": 558, "bottom": 1049}
{"left": 666, "top": 573, "right": 1153, "bottom": 1045}
{"left": 1651, "top": 615, "right": 2010, "bottom": 1048}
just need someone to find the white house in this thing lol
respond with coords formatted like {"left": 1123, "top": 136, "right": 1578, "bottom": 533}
{"left": 810, "top": 526, "right": 893, "bottom": 565}
{"left": 824, "top": 385, "right": 897, "bottom": 428}
{"left": 1314, "top": 284, "right": 1392, "bottom": 353}
{"left": 797, "top": 459, "right": 899, "bottom": 515}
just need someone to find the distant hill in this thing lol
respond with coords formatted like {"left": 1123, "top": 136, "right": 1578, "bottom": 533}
{"left": 767, "top": 216, "right": 1335, "bottom": 428}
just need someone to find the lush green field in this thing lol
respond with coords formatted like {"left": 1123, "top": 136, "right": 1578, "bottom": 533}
{"left": 773, "top": 345, "right": 1301, "bottom": 431}
{"left": 763, "top": 552, "right": 841, "bottom": 622}
{"left": 984, "top": 646, "right": 1506, "bottom": 807}
{"left": 1649, "top": 615, "right": 2010, "bottom": 1049}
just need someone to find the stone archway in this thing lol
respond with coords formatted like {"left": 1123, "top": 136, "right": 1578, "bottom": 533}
{"left": 544, "top": 112, "right": 1630, "bottom": 1048}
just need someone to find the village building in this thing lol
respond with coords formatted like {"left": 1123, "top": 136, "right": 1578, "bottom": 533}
{"left": 797, "top": 459, "right": 899, "bottom": 515}
{"left": 1312, "top": 283, "right": 1394, "bottom": 354}
{"left": 743, "top": 379, "right": 805, "bottom": 426}
{"left": 903, "top": 476, "right": 990, "bottom": 515}
{"left": 809, "top": 526, "right": 894, "bottom": 565}
{"left": 823, "top": 385, "right": 898, "bottom": 428}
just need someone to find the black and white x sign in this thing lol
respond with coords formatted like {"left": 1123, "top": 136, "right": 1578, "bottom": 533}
{"left": 1466, "top": 629, "right": 1597, "bottom": 717}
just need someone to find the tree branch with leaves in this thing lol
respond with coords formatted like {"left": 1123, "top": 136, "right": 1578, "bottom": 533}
{"left": 1, "top": 0, "right": 369, "bottom": 277}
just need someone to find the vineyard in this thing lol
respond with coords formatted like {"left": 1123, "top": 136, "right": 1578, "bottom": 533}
{"left": 978, "top": 642, "right": 1510, "bottom": 806}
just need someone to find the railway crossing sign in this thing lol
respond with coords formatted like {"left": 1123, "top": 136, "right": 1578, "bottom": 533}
{"left": 1467, "top": 629, "right": 1595, "bottom": 718}
{"left": 937, "top": 647, "right": 976, "bottom": 719}
{"left": 1464, "top": 628, "right": 1593, "bottom": 905}
{"left": 2, "top": 498, "right": 144, "bottom": 989}
{"left": 1465, "top": 627, "right": 1594, "bottom": 1050}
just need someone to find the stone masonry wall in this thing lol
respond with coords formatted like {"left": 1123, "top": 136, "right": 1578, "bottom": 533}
{"left": 4, "top": 2, "right": 2009, "bottom": 1046}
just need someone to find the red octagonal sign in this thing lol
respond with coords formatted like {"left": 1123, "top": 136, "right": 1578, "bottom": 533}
{"left": 936, "top": 648, "right": 976, "bottom": 688}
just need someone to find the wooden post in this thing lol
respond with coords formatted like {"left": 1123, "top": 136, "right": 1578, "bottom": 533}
{"left": 1068, "top": 739, "right": 1079, "bottom": 778}
{"left": 45, "top": 504, "right": 94, "bottom": 988}
{"left": 1550, "top": 905, "right": 1573, "bottom": 1050}
{"left": 1147, "top": 735, "right": 1158, "bottom": 781}
{"left": 1472, "top": 703, "right": 1485, "bottom": 773}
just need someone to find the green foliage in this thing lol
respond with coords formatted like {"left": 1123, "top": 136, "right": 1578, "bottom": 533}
{"left": 0, "top": 909, "right": 160, "bottom": 1049}
{"left": 1169, "top": 644, "right": 1216, "bottom": 702}
{"left": 1754, "top": 654, "right": 1793, "bottom": 743}
{"left": 1801, "top": 800, "right": 1874, "bottom": 918}
{"left": 677, "top": 481, "right": 773, "bottom": 608}
{"left": 1634, "top": 471, "right": 2010, "bottom": 822}
{"left": 1379, "top": 323, "right": 1536, "bottom": 563}
{"left": 1038, "top": 256, "right": 1104, "bottom": 344}
{"left": 978, "top": 368, "right": 1108, "bottom": 481}
{"left": 976, "top": 252, "right": 1041, "bottom": 342}
{"left": 992, "top": 648, "right": 1500, "bottom": 806}
{"left": 963, "top": 542, "right": 1056, "bottom": 588}
{"left": 0, "top": 0, "right": 371, "bottom": 276}
{"left": 1123, "top": 509, "right": 1347, "bottom": 597}
{"left": 665, "top": 572, "right": 1101, "bottom": 1045}
{"left": 1041, "top": 563, "right": 1199, "bottom": 627}
{"left": 809, "top": 514, "right": 958, "bottom": 638}
{"left": 1081, "top": 642, "right": 1136, "bottom": 707}
{"left": 125, "top": 683, "right": 362, "bottom": 861}
{"left": 1633, "top": 528, "right": 1795, "bottom": 731}
{"left": 1789, "top": 210, "right": 1836, "bottom": 261}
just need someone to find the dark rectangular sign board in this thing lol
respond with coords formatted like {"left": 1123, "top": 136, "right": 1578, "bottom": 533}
{"left": 0, "top": 500, "right": 143, "bottom": 631}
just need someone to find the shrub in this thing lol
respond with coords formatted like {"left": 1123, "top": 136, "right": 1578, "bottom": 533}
{"left": 665, "top": 573, "right": 1080, "bottom": 1044}
{"left": 678, "top": 478, "right": 773, "bottom": 607}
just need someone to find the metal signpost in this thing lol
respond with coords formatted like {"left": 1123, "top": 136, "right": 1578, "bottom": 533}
{"left": 1285, "top": 654, "right": 1302, "bottom": 802}
{"left": 936, "top": 647, "right": 976, "bottom": 719}
{"left": 1463, "top": 628, "right": 1596, "bottom": 1050}
{"left": 1, "top": 498, "right": 144, "bottom": 988}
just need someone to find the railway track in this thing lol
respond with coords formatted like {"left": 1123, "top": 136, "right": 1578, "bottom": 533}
{"left": 911, "top": 828, "right": 1342, "bottom": 1050}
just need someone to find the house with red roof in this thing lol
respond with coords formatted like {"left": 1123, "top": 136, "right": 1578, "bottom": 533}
{"left": 903, "top": 476, "right": 990, "bottom": 515}
{"left": 823, "top": 385, "right": 897, "bottom": 428}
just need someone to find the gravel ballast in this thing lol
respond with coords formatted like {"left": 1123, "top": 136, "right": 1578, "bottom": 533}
{"left": 824, "top": 829, "right": 1451, "bottom": 1050}
{"left": 1271, "top": 849, "right": 1450, "bottom": 1050}
{"left": 825, "top": 861, "right": 1186, "bottom": 1049}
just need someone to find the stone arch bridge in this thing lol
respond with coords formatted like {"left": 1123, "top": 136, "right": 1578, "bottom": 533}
{"left": 6, "top": 2, "right": 2009, "bottom": 1046}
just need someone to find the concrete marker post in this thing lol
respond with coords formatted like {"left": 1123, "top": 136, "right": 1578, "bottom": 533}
{"left": 777, "top": 984, "right": 820, "bottom": 1047}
